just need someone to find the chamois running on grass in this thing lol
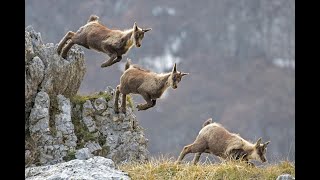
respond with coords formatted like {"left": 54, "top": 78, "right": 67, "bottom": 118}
{"left": 176, "top": 118, "right": 270, "bottom": 166}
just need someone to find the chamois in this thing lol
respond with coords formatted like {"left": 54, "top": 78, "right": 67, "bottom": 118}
{"left": 114, "top": 59, "right": 189, "bottom": 114}
{"left": 176, "top": 118, "right": 270, "bottom": 166}
{"left": 57, "top": 14, "right": 152, "bottom": 68}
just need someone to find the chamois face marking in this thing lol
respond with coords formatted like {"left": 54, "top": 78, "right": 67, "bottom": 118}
{"left": 133, "top": 22, "right": 151, "bottom": 48}
{"left": 249, "top": 138, "right": 270, "bottom": 163}
{"left": 169, "top": 63, "right": 189, "bottom": 89}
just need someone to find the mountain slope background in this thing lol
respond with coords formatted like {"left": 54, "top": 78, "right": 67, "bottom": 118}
{"left": 26, "top": 0, "right": 295, "bottom": 162}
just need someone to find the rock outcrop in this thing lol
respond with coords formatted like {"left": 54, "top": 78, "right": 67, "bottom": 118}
{"left": 276, "top": 174, "right": 295, "bottom": 180}
{"left": 25, "top": 156, "right": 130, "bottom": 180}
{"left": 25, "top": 26, "right": 149, "bottom": 167}
{"left": 25, "top": 25, "right": 86, "bottom": 132}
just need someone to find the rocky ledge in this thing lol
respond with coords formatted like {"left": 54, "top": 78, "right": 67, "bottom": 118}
{"left": 25, "top": 26, "right": 149, "bottom": 167}
{"left": 25, "top": 156, "right": 131, "bottom": 180}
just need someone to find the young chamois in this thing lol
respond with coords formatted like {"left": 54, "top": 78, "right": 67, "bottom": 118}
{"left": 57, "top": 14, "right": 152, "bottom": 68}
{"left": 176, "top": 118, "right": 270, "bottom": 166}
{"left": 114, "top": 59, "right": 189, "bottom": 114}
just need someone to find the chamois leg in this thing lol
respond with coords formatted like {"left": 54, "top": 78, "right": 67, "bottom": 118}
{"left": 136, "top": 94, "right": 156, "bottom": 111}
{"left": 192, "top": 153, "right": 202, "bottom": 165}
{"left": 61, "top": 41, "right": 75, "bottom": 59}
{"left": 107, "top": 56, "right": 123, "bottom": 67}
{"left": 114, "top": 85, "right": 120, "bottom": 114}
{"left": 101, "top": 54, "right": 117, "bottom": 68}
{"left": 176, "top": 141, "right": 207, "bottom": 164}
{"left": 176, "top": 144, "right": 193, "bottom": 164}
{"left": 57, "top": 31, "right": 75, "bottom": 55}
{"left": 120, "top": 93, "right": 127, "bottom": 114}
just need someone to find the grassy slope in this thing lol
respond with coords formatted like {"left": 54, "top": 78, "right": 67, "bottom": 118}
{"left": 119, "top": 157, "right": 295, "bottom": 180}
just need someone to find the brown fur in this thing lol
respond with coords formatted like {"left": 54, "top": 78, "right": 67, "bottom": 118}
{"left": 56, "top": 14, "right": 152, "bottom": 68}
{"left": 114, "top": 59, "right": 189, "bottom": 114}
{"left": 176, "top": 118, "right": 270, "bottom": 166}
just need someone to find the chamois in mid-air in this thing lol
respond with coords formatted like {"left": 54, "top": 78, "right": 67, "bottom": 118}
{"left": 114, "top": 59, "right": 189, "bottom": 114}
{"left": 57, "top": 14, "right": 152, "bottom": 68}
{"left": 176, "top": 118, "right": 270, "bottom": 166}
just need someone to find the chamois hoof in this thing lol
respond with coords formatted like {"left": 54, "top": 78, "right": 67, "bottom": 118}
{"left": 114, "top": 109, "right": 120, "bottom": 114}
{"left": 61, "top": 54, "right": 68, "bottom": 59}
{"left": 136, "top": 104, "right": 142, "bottom": 111}
{"left": 101, "top": 61, "right": 112, "bottom": 68}
{"left": 247, "top": 162, "right": 255, "bottom": 167}
{"left": 120, "top": 108, "right": 126, "bottom": 114}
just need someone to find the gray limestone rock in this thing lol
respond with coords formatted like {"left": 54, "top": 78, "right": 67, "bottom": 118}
{"left": 93, "top": 97, "right": 108, "bottom": 114}
{"left": 276, "top": 174, "right": 295, "bottom": 180}
{"left": 25, "top": 26, "right": 86, "bottom": 131}
{"left": 75, "top": 148, "right": 94, "bottom": 160}
{"left": 25, "top": 156, "right": 130, "bottom": 180}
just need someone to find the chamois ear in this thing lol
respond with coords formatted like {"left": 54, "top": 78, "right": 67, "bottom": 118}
{"left": 181, "top": 72, "right": 189, "bottom": 77}
{"left": 263, "top": 141, "right": 270, "bottom": 147}
{"left": 202, "top": 118, "right": 213, "bottom": 128}
{"left": 133, "top": 22, "right": 138, "bottom": 31}
{"left": 255, "top": 137, "right": 262, "bottom": 147}
{"left": 143, "top": 28, "right": 152, "bottom": 32}
{"left": 172, "top": 63, "right": 177, "bottom": 72}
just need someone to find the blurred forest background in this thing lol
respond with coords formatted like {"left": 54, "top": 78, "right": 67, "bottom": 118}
{"left": 26, "top": 0, "right": 295, "bottom": 162}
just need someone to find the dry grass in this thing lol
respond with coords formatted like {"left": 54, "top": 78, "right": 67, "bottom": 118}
{"left": 119, "top": 156, "right": 295, "bottom": 180}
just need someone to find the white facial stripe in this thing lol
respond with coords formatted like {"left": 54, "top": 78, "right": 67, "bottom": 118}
{"left": 250, "top": 150, "right": 260, "bottom": 161}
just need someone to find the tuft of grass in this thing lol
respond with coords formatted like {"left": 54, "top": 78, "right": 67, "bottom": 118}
{"left": 126, "top": 95, "right": 135, "bottom": 109}
{"left": 119, "top": 156, "right": 295, "bottom": 180}
{"left": 71, "top": 113, "right": 97, "bottom": 149}
{"left": 49, "top": 99, "right": 58, "bottom": 136}
{"left": 63, "top": 150, "right": 76, "bottom": 161}
{"left": 70, "top": 91, "right": 112, "bottom": 105}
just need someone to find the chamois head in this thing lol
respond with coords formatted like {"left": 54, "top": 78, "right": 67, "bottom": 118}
{"left": 132, "top": 22, "right": 152, "bottom": 48}
{"left": 248, "top": 137, "right": 270, "bottom": 163}
{"left": 168, "top": 63, "right": 189, "bottom": 89}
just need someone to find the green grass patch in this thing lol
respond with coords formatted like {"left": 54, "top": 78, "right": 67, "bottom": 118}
{"left": 126, "top": 95, "right": 134, "bottom": 109}
{"left": 71, "top": 91, "right": 112, "bottom": 105}
{"left": 71, "top": 112, "right": 97, "bottom": 149}
{"left": 63, "top": 150, "right": 76, "bottom": 161}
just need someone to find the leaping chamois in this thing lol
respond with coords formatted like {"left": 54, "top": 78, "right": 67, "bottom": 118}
{"left": 114, "top": 59, "right": 189, "bottom": 114}
{"left": 57, "top": 15, "right": 152, "bottom": 68}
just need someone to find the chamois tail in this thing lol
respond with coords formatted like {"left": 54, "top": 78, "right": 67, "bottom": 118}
{"left": 202, "top": 118, "right": 213, "bottom": 128}
{"left": 87, "top": 15, "right": 99, "bottom": 23}
{"left": 125, "top": 58, "right": 132, "bottom": 70}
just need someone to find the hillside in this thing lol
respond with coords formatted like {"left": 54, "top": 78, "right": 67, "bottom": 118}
{"left": 26, "top": 0, "right": 295, "bottom": 162}
{"left": 120, "top": 157, "right": 295, "bottom": 180}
